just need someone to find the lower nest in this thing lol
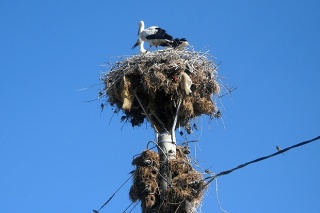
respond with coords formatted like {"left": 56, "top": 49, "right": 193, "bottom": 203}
{"left": 130, "top": 146, "right": 206, "bottom": 212}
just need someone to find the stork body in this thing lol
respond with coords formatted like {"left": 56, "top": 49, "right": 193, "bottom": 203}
{"left": 132, "top": 21, "right": 173, "bottom": 51}
{"left": 161, "top": 38, "right": 189, "bottom": 50}
{"left": 172, "top": 38, "right": 189, "bottom": 50}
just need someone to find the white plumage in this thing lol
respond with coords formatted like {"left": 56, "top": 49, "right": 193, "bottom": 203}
{"left": 132, "top": 21, "right": 173, "bottom": 51}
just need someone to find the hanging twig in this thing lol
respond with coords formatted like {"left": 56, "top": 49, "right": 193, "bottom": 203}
{"left": 171, "top": 97, "right": 183, "bottom": 142}
{"left": 134, "top": 93, "right": 159, "bottom": 133}
{"left": 77, "top": 83, "right": 104, "bottom": 91}
{"left": 146, "top": 140, "right": 168, "bottom": 160}
{"left": 150, "top": 110, "right": 169, "bottom": 134}
{"left": 215, "top": 178, "right": 229, "bottom": 213}
{"left": 218, "top": 87, "right": 237, "bottom": 98}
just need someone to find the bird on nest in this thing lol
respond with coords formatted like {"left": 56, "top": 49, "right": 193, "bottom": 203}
{"left": 132, "top": 21, "right": 173, "bottom": 52}
{"left": 161, "top": 38, "right": 189, "bottom": 50}
{"left": 132, "top": 21, "right": 189, "bottom": 53}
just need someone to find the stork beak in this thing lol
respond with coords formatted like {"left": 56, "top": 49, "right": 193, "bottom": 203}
{"left": 137, "top": 23, "right": 141, "bottom": 36}
{"left": 132, "top": 39, "right": 140, "bottom": 50}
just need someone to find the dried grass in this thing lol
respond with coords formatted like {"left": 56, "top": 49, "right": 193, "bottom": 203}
{"left": 130, "top": 146, "right": 206, "bottom": 212}
{"left": 101, "top": 48, "right": 220, "bottom": 133}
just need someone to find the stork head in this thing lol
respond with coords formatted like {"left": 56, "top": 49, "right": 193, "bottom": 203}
{"left": 139, "top": 21, "right": 144, "bottom": 28}
{"left": 138, "top": 21, "right": 145, "bottom": 35}
{"left": 174, "top": 38, "right": 189, "bottom": 50}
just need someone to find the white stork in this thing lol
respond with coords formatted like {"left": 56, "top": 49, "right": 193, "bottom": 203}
{"left": 132, "top": 21, "right": 174, "bottom": 51}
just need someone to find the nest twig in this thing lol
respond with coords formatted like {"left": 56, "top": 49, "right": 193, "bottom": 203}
{"left": 130, "top": 146, "right": 206, "bottom": 212}
{"left": 100, "top": 48, "right": 220, "bottom": 133}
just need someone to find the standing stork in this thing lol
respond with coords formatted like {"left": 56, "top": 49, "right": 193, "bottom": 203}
{"left": 132, "top": 21, "right": 174, "bottom": 51}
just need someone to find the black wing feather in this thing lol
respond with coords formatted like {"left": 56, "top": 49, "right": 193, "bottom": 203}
{"left": 145, "top": 27, "right": 173, "bottom": 40}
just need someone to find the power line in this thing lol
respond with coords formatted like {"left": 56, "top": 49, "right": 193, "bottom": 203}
{"left": 93, "top": 174, "right": 134, "bottom": 213}
{"left": 123, "top": 201, "right": 140, "bottom": 213}
{"left": 127, "top": 201, "right": 140, "bottom": 213}
{"left": 93, "top": 136, "right": 319, "bottom": 212}
{"left": 205, "top": 135, "right": 320, "bottom": 185}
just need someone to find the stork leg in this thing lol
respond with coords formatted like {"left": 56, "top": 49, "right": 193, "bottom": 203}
{"left": 146, "top": 45, "right": 153, "bottom": 53}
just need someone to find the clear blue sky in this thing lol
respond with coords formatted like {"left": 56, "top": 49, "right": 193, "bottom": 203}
{"left": 1, "top": 0, "right": 319, "bottom": 212}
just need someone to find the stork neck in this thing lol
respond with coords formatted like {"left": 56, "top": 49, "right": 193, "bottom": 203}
{"left": 139, "top": 21, "right": 145, "bottom": 33}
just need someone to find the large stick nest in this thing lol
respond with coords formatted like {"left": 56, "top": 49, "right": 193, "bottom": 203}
{"left": 101, "top": 49, "right": 220, "bottom": 133}
{"left": 130, "top": 146, "right": 206, "bottom": 213}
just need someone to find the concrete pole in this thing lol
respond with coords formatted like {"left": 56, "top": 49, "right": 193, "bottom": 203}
{"left": 157, "top": 97, "right": 181, "bottom": 202}
{"left": 157, "top": 132, "right": 176, "bottom": 201}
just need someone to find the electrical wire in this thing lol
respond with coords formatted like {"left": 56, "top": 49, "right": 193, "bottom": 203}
{"left": 93, "top": 174, "right": 134, "bottom": 213}
{"left": 205, "top": 135, "right": 320, "bottom": 185}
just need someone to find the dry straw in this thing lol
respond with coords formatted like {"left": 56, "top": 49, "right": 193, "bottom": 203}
{"left": 130, "top": 147, "right": 206, "bottom": 212}
{"left": 100, "top": 48, "right": 220, "bottom": 134}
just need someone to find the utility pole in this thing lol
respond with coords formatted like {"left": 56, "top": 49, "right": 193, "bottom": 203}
{"left": 157, "top": 133, "right": 176, "bottom": 200}
{"left": 102, "top": 49, "right": 220, "bottom": 212}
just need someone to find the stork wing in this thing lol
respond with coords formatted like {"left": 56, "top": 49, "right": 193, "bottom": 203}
{"left": 145, "top": 28, "right": 173, "bottom": 40}
{"left": 159, "top": 38, "right": 179, "bottom": 48}
{"left": 141, "top": 26, "right": 159, "bottom": 37}
{"left": 145, "top": 34, "right": 163, "bottom": 40}
{"left": 160, "top": 38, "right": 189, "bottom": 49}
